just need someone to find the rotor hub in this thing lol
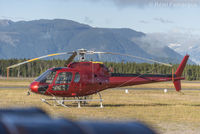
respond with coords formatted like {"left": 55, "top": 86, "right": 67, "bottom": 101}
{"left": 78, "top": 49, "right": 87, "bottom": 61}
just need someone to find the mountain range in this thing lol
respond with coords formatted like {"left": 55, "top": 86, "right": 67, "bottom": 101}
{"left": 0, "top": 19, "right": 194, "bottom": 64}
{"left": 139, "top": 33, "right": 200, "bottom": 64}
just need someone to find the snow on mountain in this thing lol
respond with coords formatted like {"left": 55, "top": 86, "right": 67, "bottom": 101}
{"left": 140, "top": 32, "right": 200, "bottom": 64}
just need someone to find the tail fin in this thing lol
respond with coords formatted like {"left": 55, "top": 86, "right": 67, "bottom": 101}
{"left": 173, "top": 55, "right": 189, "bottom": 91}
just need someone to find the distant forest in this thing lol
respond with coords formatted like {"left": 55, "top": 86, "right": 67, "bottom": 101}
{"left": 0, "top": 59, "right": 199, "bottom": 80}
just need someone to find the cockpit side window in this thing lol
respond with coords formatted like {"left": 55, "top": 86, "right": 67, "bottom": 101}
{"left": 46, "top": 71, "right": 56, "bottom": 84}
{"left": 74, "top": 72, "right": 80, "bottom": 83}
{"left": 55, "top": 72, "right": 72, "bottom": 84}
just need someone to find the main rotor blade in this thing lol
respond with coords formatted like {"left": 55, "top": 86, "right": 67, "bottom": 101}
{"left": 92, "top": 51, "right": 172, "bottom": 67}
{"left": 65, "top": 51, "right": 77, "bottom": 66}
{"left": 7, "top": 52, "right": 73, "bottom": 69}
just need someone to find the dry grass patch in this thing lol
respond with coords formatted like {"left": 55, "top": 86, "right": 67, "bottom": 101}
{"left": 0, "top": 88, "right": 200, "bottom": 133}
{"left": 0, "top": 78, "right": 200, "bottom": 133}
{"left": 129, "top": 81, "right": 200, "bottom": 89}
{"left": 0, "top": 77, "right": 34, "bottom": 87}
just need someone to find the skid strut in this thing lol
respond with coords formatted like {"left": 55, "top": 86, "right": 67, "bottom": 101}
{"left": 98, "top": 92, "right": 103, "bottom": 108}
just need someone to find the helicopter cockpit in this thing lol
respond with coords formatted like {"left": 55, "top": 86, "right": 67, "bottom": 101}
{"left": 35, "top": 68, "right": 73, "bottom": 84}
{"left": 31, "top": 68, "right": 76, "bottom": 94}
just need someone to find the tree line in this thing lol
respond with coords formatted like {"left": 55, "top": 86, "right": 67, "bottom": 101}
{"left": 0, "top": 59, "right": 199, "bottom": 80}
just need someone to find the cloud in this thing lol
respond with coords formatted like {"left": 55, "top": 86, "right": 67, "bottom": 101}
{"left": 154, "top": 18, "right": 173, "bottom": 24}
{"left": 1, "top": 16, "right": 15, "bottom": 20}
{"left": 170, "top": 27, "right": 200, "bottom": 35}
{"left": 110, "top": 0, "right": 200, "bottom": 7}
{"left": 0, "top": 16, "right": 27, "bottom": 21}
{"left": 83, "top": 16, "right": 93, "bottom": 24}
{"left": 78, "top": 0, "right": 200, "bottom": 7}
{"left": 139, "top": 20, "right": 149, "bottom": 24}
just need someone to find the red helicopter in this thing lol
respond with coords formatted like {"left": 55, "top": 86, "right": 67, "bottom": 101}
{"left": 7, "top": 49, "right": 189, "bottom": 107}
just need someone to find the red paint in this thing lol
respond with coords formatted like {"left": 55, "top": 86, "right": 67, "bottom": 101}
{"left": 30, "top": 81, "right": 39, "bottom": 93}
{"left": 29, "top": 55, "right": 189, "bottom": 97}
{"left": 72, "top": 93, "right": 76, "bottom": 96}
{"left": 175, "top": 54, "right": 189, "bottom": 77}
{"left": 173, "top": 55, "right": 189, "bottom": 91}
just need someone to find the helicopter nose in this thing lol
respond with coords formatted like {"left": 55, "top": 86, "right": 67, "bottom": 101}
{"left": 30, "top": 81, "right": 39, "bottom": 93}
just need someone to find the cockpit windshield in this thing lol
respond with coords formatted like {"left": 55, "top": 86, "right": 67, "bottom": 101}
{"left": 35, "top": 70, "right": 56, "bottom": 84}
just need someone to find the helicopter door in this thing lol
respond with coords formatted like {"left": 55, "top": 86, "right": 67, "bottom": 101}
{"left": 52, "top": 72, "right": 72, "bottom": 91}
{"left": 70, "top": 72, "right": 81, "bottom": 95}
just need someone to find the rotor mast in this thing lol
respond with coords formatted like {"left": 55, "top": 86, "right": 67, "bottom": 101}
{"left": 78, "top": 49, "right": 87, "bottom": 62}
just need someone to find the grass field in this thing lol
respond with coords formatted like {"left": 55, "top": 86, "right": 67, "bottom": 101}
{"left": 0, "top": 78, "right": 200, "bottom": 133}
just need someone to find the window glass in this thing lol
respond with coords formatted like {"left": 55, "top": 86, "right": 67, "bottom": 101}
{"left": 74, "top": 72, "right": 80, "bottom": 83}
{"left": 55, "top": 72, "right": 72, "bottom": 84}
{"left": 52, "top": 85, "right": 69, "bottom": 91}
{"left": 35, "top": 70, "right": 56, "bottom": 84}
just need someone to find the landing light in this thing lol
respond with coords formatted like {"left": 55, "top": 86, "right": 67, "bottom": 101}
{"left": 125, "top": 89, "right": 129, "bottom": 94}
{"left": 164, "top": 89, "right": 168, "bottom": 93}
{"left": 33, "top": 85, "right": 38, "bottom": 89}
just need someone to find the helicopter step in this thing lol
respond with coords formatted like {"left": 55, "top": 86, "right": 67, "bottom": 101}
{"left": 41, "top": 93, "right": 104, "bottom": 108}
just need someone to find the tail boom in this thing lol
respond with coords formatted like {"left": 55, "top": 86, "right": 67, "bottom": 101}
{"left": 108, "top": 55, "right": 189, "bottom": 91}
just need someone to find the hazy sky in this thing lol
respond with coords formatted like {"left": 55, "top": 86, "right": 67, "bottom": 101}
{"left": 1, "top": 0, "right": 200, "bottom": 35}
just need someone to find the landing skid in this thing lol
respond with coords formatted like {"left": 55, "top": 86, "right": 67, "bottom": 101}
{"left": 41, "top": 97, "right": 68, "bottom": 107}
{"left": 41, "top": 93, "right": 103, "bottom": 108}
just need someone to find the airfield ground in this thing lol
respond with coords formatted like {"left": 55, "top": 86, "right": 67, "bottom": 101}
{"left": 0, "top": 77, "right": 200, "bottom": 134}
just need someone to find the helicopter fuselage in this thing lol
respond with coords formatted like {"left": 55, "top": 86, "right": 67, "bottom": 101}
{"left": 29, "top": 56, "right": 188, "bottom": 97}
